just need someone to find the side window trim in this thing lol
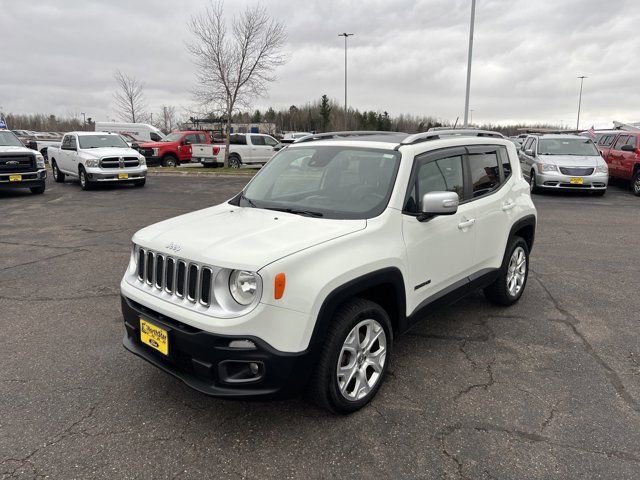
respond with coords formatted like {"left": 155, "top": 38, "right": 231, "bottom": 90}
{"left": 462, "top": 144, "right": 510, "bottom": 204}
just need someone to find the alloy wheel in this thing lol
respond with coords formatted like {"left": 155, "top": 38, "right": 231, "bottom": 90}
{"left": 634, "top": 176, "right": 640, "bottom": 195}
{"left": 506, "top": 246, "right": 527, "bottom": 297}
{"left": 336, "top": 319, "right": 387, "bottom": 401}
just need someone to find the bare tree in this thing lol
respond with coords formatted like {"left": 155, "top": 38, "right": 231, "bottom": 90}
{"left": 158, "top": 105, "right": 177, "bottom": 133}
{"left": 113, "top": 70, "right": 147, "bottom": 123}
{"left": 188, "top": 1, "right": 286, "bottom": 167}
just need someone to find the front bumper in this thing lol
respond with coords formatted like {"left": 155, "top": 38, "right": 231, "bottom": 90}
{"left": 140, "top": 155, "right": 161, "bottom": 166}
{"left": 536, "top": 170, "right": 608, "bottom": 190}
{"left": 0, "top": 169, "right": 46, "bottom": 189}
{"left": 121, "top": 295, "right": 313, "bottom": 399}
{"left": 85, "top": 167, "right": 147, "bottom": 182}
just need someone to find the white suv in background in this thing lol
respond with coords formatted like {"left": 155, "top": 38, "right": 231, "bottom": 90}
{"left": 120, "top": 129, "right": 537, "bottom": 413}
{"left": 48, "top": 132, "right": 147, "bottom": 190}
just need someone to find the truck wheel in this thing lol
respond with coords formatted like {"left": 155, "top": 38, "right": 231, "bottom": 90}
{"left": 79, "top": 167, "right": 91, "bottom": 191}
{"left": 30, "top": 185, "right": 45, "bottom": 194}
{"left": 52, "top": 161, "right": 65, "bottom": 183}
{"left": 229, "top": 154, "right": 242, "bottom": 169}
{"left": 484, "top": 236, "right": 529, "bottom": 306}
{"left": 633, "top": 171, "right": 640, "bottom": 196}
{"left": 162, "top": 155, "right": 178, "bottom": 168}
{"left": 41, "top": 148, "right": 48, "bottom": 162}
{"left": 529, "top": 170, "right": 540, "bottom": 194}
{"left": 309, "top": 298, "right": 392, "bottom": 414}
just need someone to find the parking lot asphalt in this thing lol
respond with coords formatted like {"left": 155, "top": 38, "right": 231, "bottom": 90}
{"left": 1, "top": 174, "right": 640, "bottom": 479}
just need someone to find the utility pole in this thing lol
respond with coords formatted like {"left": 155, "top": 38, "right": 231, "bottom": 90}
{"left": 576, "top": 75, "right": 587, "bottom": 131}
{"left": 463, "top": 0, "right": 476, "bottom": 128}
{"left": 338, "top": 32, "right": 354, "bottom": 130}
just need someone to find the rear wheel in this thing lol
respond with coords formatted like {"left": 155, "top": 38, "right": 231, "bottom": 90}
{"left": 52, "top": 161, "right": 65, "bottom": 182}
{"left": 162, "top": 155, "right": 178, "bottom": 168}
{"left": 79, "top": 167, "right": 91, "bottom": 190}
{"left": 309, "top": 298, "right": 392, "bottom": 414}
{"left": 632, "top": 171, "right": 640, "bottom": 196}
{"left": 529, "top": 169, "right": 540, "bottom": 194}
{"left": 229, "top": 154, "right": 242, "bottom": 169}
{"left": 484, "top": 236, "right": 530, "bottom": 306}
{"left": 30, "top": 185, "right": 45, "bottom": 194}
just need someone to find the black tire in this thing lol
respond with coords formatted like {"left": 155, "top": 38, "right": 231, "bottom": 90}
{"left": 41, "top": 148, "right": 48, "bottom": 162}
{"left": 229, "top": 154, "right": 242, "bottom": 169}
{"left": 30, "top": 185, "right": 45, "bottom": 194}
{"left": 162, "top": 155, "right": 178, "bottom": 168}
{"left": 79, "top": 167, "right": 91, "bottom": 191}
{"left": 308, "top": 298, "right": 392, "bottom": 414}
{"left": 529, "top": 169, "right": 540, "bottom": 194}
{"left": 52, "top": 161, "right": 65, "bottom": 183}
{"left": 632, "top": 170, "right": 640, "bottom": 197}
{"left": 484, "top": 236, "right": 530, "bottom": 306}
{"left": 133, "top": 179, "right": 146, "bottom": 187}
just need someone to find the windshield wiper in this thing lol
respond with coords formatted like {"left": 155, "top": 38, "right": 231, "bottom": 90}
{"left": 266, "top": 207, "right": 324, "bottom": 217}
{"left": 239, "top": 192, "right": 257, "bottom": 208}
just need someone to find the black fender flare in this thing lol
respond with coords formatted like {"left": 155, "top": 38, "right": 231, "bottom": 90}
{"left": 509, "top": 214, "right": 536, "bottom": 251}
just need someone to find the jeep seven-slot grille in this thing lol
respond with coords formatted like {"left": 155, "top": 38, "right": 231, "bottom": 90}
{"left": 136, "top": 247, "right": 213, "bottom": 306}
{"left": 100, "top": 157, "right": 140, "bottom": 169}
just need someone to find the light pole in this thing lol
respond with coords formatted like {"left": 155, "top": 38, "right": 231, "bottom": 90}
{"left": 576, "top": 75, "right": 587, "bottom": 131}
{"left": 463, "top": 0, "right": 476, "bottom": 128}
{"left": 338, "top": 32, "right": 354, "bottom": 130}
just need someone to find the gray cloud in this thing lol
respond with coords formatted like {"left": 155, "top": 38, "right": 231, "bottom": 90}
{"left": 1, "top": 0, "right": 638, "bottom": 128}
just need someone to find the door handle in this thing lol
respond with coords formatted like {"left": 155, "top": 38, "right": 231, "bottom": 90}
{"left": 458, "top": 218, "right": 476, "bottom": 230}
{"left": 502, "top": 201, "right": 516, "bottom": 211}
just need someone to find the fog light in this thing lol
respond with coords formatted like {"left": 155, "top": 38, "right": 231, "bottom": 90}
{"left": 228, "top": 339, "right": 256, "bottom": 350}
{"left": 249, "top": 362, "right": 259, "bottom": 375}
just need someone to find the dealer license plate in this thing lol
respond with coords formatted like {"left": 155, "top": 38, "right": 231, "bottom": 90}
{"left": 118, "top": 173, "right": 129, "bottom": 179}
{"left": 140, "top": 319, "right": 169, "bottom": 355}
{"left": 9, "top": 175, "right": 22, "bottom": 182}
{"left": 569, "top": 177, "right": 583, "bottom": 184}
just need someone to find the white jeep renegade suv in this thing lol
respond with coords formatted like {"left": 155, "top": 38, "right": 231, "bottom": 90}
{"left": 120, "top": 130, "right": 537, "bottom": 413}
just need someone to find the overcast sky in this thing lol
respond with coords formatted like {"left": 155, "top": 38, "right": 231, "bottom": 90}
{"left": 2, "top": 0, "right": 639, "bottom": 128}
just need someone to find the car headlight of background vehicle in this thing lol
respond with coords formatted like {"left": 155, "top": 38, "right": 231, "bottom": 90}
{"left": 595, "top": 163, "right": 608, "bottom": 173}
{"left": 35, "top": 153, "right": 45, "bottom": 168}
{"left": 539, "top": 163, "right": 557, "bottom": 172}
{"left": 85, "top": 159, "right": 99, "bottom": 167}
{"left": 229, "top": 270, "right": 258, "bottom": 305}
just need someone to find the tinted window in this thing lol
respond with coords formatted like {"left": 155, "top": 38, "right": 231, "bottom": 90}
{"left": 198, "top": 134, "right": 207, "bottom": 143}
{"left": 184, "top": 134, "right": 198, "bottom": 144}
{"left": 251, "top": 135, "right": 266, "bottom": 146}
{"left": 230, "top": 135, "right": 246, "bottom": 145}
{"left": 599, "top": 135, "right": 613, "bottom": 146}
{"left": 62, "top": 135, "right": 71, "bottom": 148}
{"left": 626, "top": 136, "right": 637, "bottom": 148}
{"left": 150, "top": 132, "right": 162, "bottom": 141}
{"left": 469, "top": 151, "right": 500, "bottom": 197}
{"left": 612, "top": 135, "right": 629, "bottom": 150}
{"left": 405, "top": 154, "right": 464, "bottom": 213}
{"left": 500, "top": 147, "right": 512, "bottom": 180}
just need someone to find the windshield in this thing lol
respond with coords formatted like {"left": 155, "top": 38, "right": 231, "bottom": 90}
{"left": 78, "top": 134, "right": 129, "bottom": 149}
{"left": 0, "top": 130, "right": 24, "bottom": 147}
{"left": 237, "top": 146, "right": 401, "bottom": 219}
{"left": 538, "top": 138, "right": 599, "bottom": 156}
{"left": 161, "top": 132, "right": 183, "bottom": 142}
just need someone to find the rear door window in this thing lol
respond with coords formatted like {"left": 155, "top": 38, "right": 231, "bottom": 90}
{"left": 626, "top": 136, "right": 637, "bottom": 148}
{"left": 468, "top": 150, "right": 501, "bottom": 198}
{"left": 613, "top": 135, "right": 629, "bottom": 150}
{"left": 251, "top": 135, "right": 266, "bottom": 146}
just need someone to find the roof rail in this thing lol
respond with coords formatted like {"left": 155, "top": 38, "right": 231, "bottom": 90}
{"left": 400, "top": 129, "right": 505, "bottom": 146}
{"left": 292, "top": 131, "right": 401, "bottom": 144}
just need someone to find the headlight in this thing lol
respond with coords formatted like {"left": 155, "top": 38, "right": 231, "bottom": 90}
{"left": 152, "top": 148, "right": 159, "bottom": 156}
{"left": 85, "top": 159, "right": 99, "bottom": 168}
{"left": 539, "top": 163, "right": 557, "bottom": 172}
{"left": 35, "top": 153, "right": 45, "bottom": 168}
{"left": 595, "top": 163, "right": 608, "bottom": 173}
{"left": 139, "top": 156, "right": 146, "bottom": 166}
{"left": 229, "top": 270, "right": 258, "bottom": 305}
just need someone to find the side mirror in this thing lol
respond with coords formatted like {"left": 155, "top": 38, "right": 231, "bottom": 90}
{"left": 525, "top": 149, "right": 534, "bottom": 156}
{"left": 621, "top": 144, "right": 636, "bottom": 152}
{"left": 182, "top": 139, "right": 192, "bottom": 146}
{"left": 419, "top": 191, "right": 459, "bottom": 221}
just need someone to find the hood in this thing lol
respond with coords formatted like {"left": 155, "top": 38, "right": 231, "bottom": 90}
{"left": 0, "top": 145, "right": 36, "bottom": 155}
{"left": 132, "top": 204, "right": 367, "bottom": 271}
{"left": 538, "top": 154, "right": 602, "bottom": 167}
{"left": 139, "top": 141, "right": 173, "bottom": 148}
{"left": 82, "top": 147, "right": 141, "bottom": 158}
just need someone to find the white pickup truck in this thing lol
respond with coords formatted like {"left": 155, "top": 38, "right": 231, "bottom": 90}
{"left": 47, "top": 132, "right": 147, "bottom": 190}
{"left": 191, "top": 133, "right": 280, "bottom": 168}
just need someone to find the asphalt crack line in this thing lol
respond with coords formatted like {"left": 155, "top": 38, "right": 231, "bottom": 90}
{"left": 0, "top": 249, "right": 86, "bottom": 273}
{"left": 531, "top": 272, "right": 640, "bottom": 414}
{"left": 454, "top": 357, "right": 496, "bottom": 402}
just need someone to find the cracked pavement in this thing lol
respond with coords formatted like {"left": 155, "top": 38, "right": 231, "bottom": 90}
{"left": 1, "top": 175, "right": 640, "bottom": 479}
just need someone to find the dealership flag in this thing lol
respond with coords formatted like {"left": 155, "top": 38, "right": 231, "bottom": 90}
{"left": 587, "top": 126, "right": 596, "bottom": 139}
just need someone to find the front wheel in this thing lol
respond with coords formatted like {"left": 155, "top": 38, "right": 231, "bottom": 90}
{"left": 52, "top": 161, "right": 65, "bottom": 183}
{"left": 309, "top": 298, "right": 392, "bottom": 414}
{"left": 79, "top": 168, "right": 91, "bottom": 190}
{"left": 529, "top": 170, "right": 540, "bottom": 194}
{"left": 633, "top": 171, "right": 640, "bottom": 196}
{"left": 484, "top": 236, "right": 530, "bottom": 306}
{"left": 30, "top": 185, "right": 45, "bottom": 194}
{"left": 162, "top": 155, "right": 178, "bottom": 168}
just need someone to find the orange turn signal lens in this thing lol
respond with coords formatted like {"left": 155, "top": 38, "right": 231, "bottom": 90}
{"left": 274, "top": 273, "right": 286, "bottom": 299}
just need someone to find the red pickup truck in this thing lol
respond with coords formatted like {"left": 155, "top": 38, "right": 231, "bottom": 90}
{"left": 596, "top": 131, "right": 640, "bottom": 196}
{"left": 138, "top": 131, "right": 211, "bottom": 167}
